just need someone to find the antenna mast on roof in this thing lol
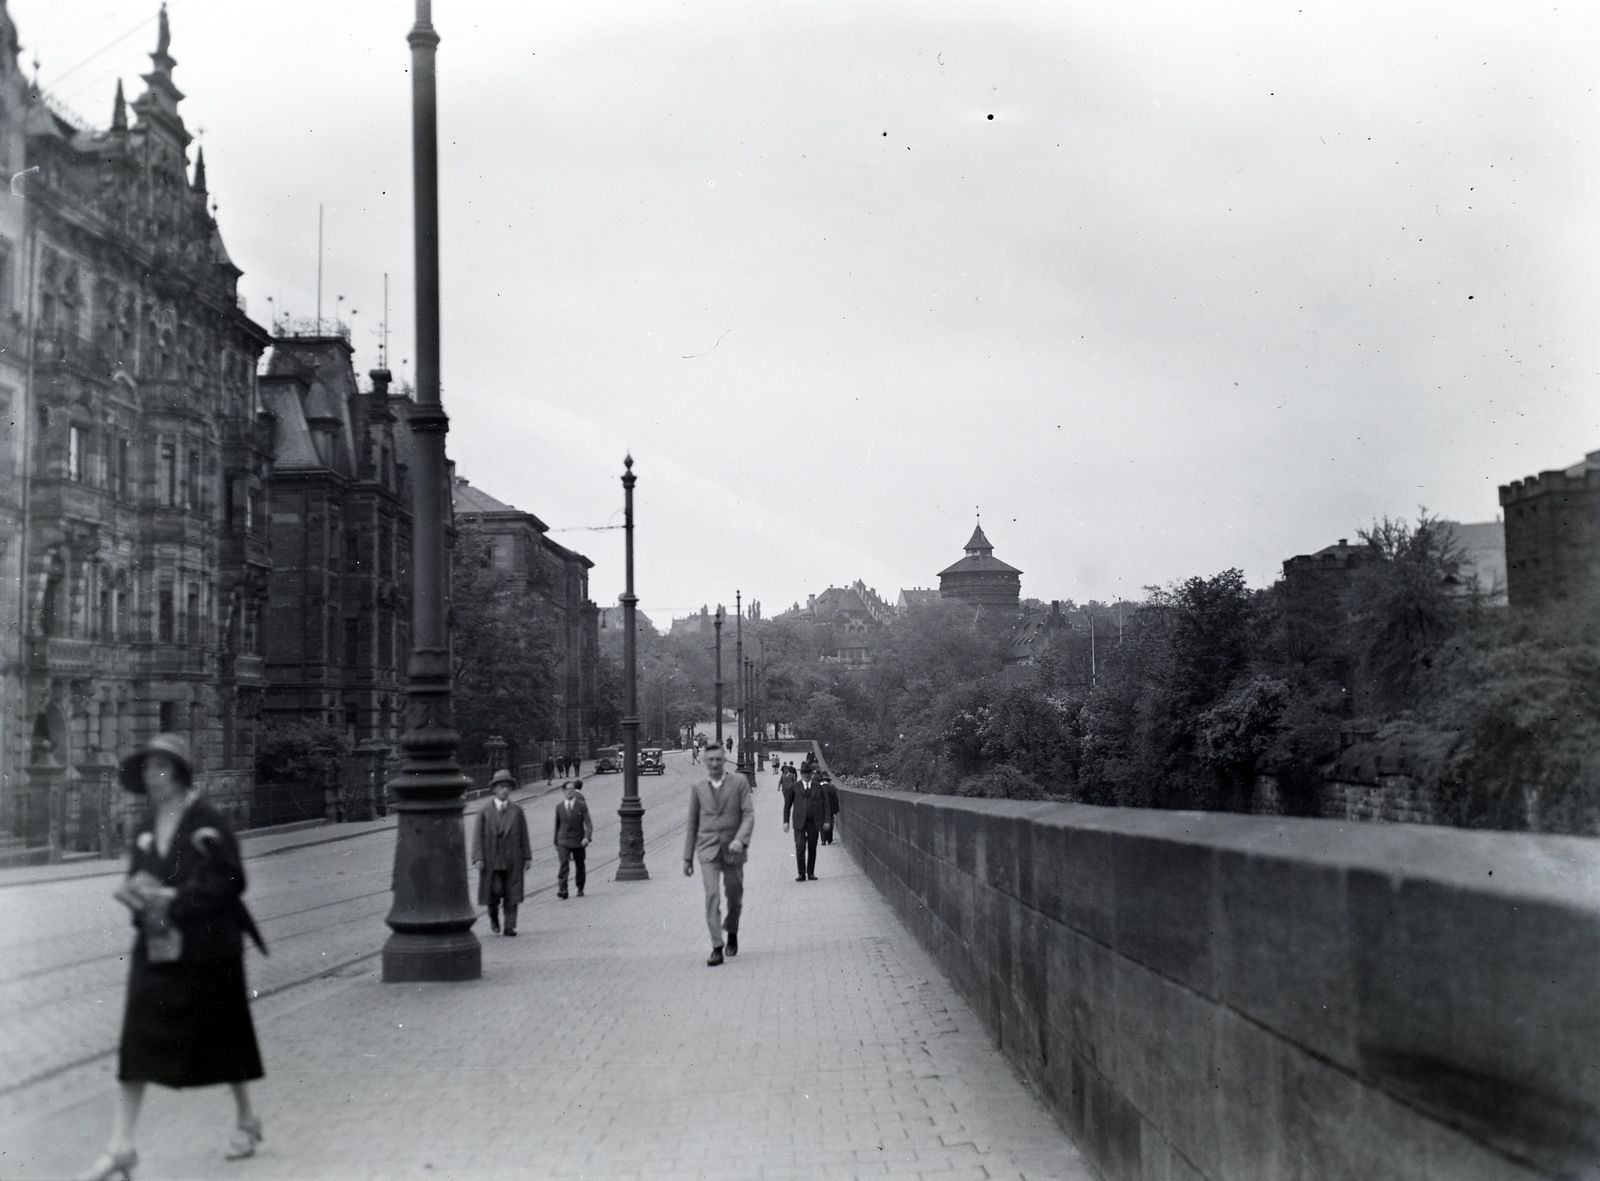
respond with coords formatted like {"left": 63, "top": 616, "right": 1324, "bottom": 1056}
{"left": 315, "top": 204, "right": 324, "bottom": 333}
{"left": 381, "top": 272, "right": 389, "bottom": 368}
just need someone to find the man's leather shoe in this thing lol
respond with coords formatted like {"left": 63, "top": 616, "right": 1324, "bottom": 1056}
{"left": 489, "top": 916, "right": 500, "bottom": 934}
{"left": 726, "top": 931, "right": 738, "bottom": 956}
{"left": 504, "top": 929, "right": 517, "bottom": 937}
{"left": 577, "top": 889, "right": 584, "bottom": 897}
{"left": 707, "top": 947, "right": 725, "bottom": 967}
{"left": 796, "top": 874, "right": 806, "bottom": 881}
{"left": 807, "top": 873, "right": 818, "bottom": 881}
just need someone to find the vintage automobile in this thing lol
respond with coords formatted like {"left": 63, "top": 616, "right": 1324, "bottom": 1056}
{"left": 639, "top": 748, "right": 665, "bottom": 775}
{"left": 593, "top": 745, "right": 623, "bottom": 773}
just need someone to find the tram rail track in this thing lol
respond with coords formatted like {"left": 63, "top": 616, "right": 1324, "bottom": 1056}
{"left": 0, "top": 797, "right": 693, "bottom": 1101}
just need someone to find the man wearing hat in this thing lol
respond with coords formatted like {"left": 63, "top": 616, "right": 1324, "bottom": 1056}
{"left": 552, "top": 778, "right": 592, "bottom": 899}
{"left": 471, "top": 770, "right": 532, "bottom": 935}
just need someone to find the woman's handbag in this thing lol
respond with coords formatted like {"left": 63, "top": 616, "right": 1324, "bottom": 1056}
{"left": 116, "top": 871, "right": 182, "bottom": 962}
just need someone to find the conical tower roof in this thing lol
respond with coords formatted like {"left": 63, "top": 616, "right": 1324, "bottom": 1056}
{"left": 939, "top": 520, "right": 1020, "bottom": 578}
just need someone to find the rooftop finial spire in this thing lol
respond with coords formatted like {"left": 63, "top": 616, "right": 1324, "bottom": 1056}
{"left": 156, "top": 3, "right": 171, "bottom": 57}
{"left": 111, "top": 78, "right": 127, "bottom": 130}
{"left": 191, "top": 145, "right": 206, "bottom": 193}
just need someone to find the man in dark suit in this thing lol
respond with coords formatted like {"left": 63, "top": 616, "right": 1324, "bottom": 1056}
{"left": 783, "top": 766, "right": 829, "bottom": 881}
{"left": 553, "top": 779, "right": 593, "bottom": 899}
{"left": 471, "top": 770, "right": 531, "bottom": 935}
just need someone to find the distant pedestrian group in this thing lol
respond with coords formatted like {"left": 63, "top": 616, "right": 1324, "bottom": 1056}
{"left": 544, "top": 753, "right": 581, "bottom": 781}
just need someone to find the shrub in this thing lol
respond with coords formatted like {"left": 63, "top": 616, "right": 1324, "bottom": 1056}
{"left": 254, "top": 719, "right": 349, "bottom": 791}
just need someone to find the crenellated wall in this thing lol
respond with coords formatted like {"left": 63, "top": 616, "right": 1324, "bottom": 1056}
{"left": 837, "top": 786, "right": 1600, "bottom": 1180}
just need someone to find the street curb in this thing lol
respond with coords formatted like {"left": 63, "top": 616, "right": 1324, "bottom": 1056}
{"left": 0, "top": 779, "right": 560, "bottom": 890}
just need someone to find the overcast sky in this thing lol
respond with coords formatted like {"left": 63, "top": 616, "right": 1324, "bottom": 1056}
{"left": 20, "top": 0, "right": 1598, "bottom": 621}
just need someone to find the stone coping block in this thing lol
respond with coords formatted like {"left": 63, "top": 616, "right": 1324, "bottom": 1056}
{"left": 837, "top": 786, "right": 1600, "bottom": 1180}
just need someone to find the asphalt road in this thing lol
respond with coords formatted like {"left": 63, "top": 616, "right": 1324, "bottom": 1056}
{"left": 0, "top": 750, "right": 705, "bottom": 1102}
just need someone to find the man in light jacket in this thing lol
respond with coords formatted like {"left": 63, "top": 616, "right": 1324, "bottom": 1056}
{"left": 553, "top": 779, "right": 593, "bottom": 899}
{"left": 683, "top": 742, "right": 754, "bottom": 967}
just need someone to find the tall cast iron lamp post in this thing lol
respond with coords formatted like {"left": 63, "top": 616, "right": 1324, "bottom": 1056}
{"left": 615, "top": 456, "right": 648, "bottom": 879}
{"left": 383, "top": 0, "right": 480, "bottom": 982}
{"left": 713, "top": 606, "right": 725, "bottom": 745}
{"left": 734, "top": 590, "right": 745, "bottom": 774}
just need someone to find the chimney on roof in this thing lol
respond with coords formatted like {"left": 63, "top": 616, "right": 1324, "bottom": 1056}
{"left": 370, "top": 367, "right": 392, "bottom": 397}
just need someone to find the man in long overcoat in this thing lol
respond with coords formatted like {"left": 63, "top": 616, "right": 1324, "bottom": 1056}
{"left": 471, "top": 770, "right": 531, "bottom": 935}
{"left": 553, "top": 779, "right": 593, "bottom": 899}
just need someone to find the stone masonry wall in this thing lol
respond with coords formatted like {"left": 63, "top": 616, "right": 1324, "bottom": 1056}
{"left": 836, "top": 787, "right": 1600, "bottom": 1180}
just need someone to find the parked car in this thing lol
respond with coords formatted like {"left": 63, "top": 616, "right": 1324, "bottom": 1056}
{"left": 594, "top": 745, "right": 623, "bottom": 773}
{"left": 640, "top": 748, "right": 665, "bottom": 775}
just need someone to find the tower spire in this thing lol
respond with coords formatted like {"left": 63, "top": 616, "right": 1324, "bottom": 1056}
{"left": 111, "top": 79, "right": 127, "bottom": 130}
{"left": 191, "top": 145, "right": 206, "bottom": 193}
{"left": 132, "top": 0, "right": 190, "bottom": 150}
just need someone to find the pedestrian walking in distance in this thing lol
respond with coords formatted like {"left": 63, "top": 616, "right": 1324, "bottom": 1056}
{"left": 543, "top": 756, "right": 555, "bottom": 783}
{"left": 820, "top": 773, "right": 840, "bottom": 845}
{"left": 553, "top": 779, "right": 592, "bottom": 898}
{"left": 472, "top": 770, "right": 531, "bottom": 936}
{"left": 683, "top": 742, "right": 754, "bottom": 966}
{"left": 81, "top": 734, "right": 267, "bottom": 1181}
{"left": 783, "top": 765, "right": 828, "bottom": 881}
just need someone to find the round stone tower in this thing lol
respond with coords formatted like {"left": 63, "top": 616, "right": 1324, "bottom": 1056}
{"left": 938, "top": 522, "right": 1021, "bottom": 610}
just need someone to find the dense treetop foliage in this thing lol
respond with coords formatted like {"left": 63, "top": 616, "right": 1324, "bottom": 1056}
{"left": 604, "top": 515, "right": 1597, "bottom": 834}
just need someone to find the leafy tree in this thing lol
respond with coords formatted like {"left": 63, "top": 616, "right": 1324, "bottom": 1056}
{"left": 1346, "top": 514, "right": 1467, "bottom": 712}
{"left": 1196, "top": 675, "right": 1291, "bottom": 810}
{"left": 450, "top": 528, "right": 559, "bottom": 761}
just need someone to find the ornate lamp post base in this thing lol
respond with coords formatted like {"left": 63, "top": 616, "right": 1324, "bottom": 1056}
{"left": 615, "top": 799, "right": 649, "bottom": 880}
{"left": 382, "top": 929, "right": 482, "bottom": 982}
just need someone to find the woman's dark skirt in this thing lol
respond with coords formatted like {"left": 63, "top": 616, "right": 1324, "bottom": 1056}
{"left": 118, "top": 946, "right": 264, "bottom": 1088}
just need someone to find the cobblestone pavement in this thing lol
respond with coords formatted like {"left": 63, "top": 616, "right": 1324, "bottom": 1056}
{"left": 0, "top": 753, "right": 1088, "bottom": 1180}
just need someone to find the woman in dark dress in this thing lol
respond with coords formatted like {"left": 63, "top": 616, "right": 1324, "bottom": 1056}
{"left": 80, "top": 733, "right": 266, "bottom": 1181}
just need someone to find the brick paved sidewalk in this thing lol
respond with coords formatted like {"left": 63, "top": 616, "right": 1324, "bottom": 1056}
{"left": 1, "top": 766, "right": 1089, "bottom": 1181}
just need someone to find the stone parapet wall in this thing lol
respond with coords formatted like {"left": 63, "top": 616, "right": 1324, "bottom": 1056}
{"left": 837, "top": 786, "right": 1600, "bottom": 1180}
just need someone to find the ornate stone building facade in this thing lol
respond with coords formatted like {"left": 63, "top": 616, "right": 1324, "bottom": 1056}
{"left": 0, "top": 6, "right": 30, "bottom": 847}
{"left": 259, "top": 339, "right": 413, "bottom": 759}
{"left": 3, "top": 8, "right": 274, "bottom": 850}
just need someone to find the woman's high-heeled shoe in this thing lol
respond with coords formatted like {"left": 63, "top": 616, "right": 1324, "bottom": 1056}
{"left": 78, "top": 1149, "right": 137, "bottom": 1181}
{"left": 225, "top": 1115, "right": 263, "bottom": 1161}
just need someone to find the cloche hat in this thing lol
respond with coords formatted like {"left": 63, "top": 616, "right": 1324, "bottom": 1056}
{"left": 119, "top": 732, "right": 194, "bottom": 794}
